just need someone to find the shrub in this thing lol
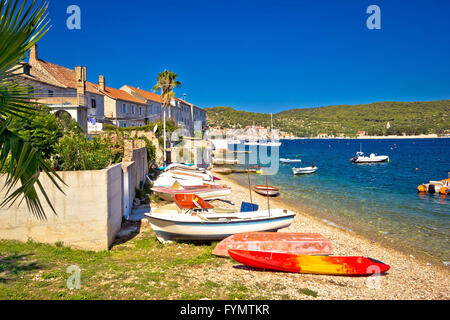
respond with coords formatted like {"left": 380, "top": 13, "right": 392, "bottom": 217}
{"left": 53, "top": 134, "right": 113, "bottom": 171}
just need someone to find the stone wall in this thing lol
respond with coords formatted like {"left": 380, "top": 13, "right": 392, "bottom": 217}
{"left": 0, "top": 164, "right": 123, "bottom": 251}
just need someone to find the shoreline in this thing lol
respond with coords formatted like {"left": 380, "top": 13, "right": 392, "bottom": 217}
{"left": 212, "top": 172, "right": 449, "bottom": 299}
{"left": 282, "top": 135, "right": 449, "bottom": 140}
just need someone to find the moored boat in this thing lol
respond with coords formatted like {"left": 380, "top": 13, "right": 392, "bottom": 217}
{"left": 418, "top": 176, "right": 450, "bottom": 194}
{"left": 350, "top": 152, "right": 389, "bottom": 163}
{"left": 253, "top": 185, "right": 280, "bottom": 196}
{"left": 292, "top": 166, "right": 318, "bottom": 174}
{"left": 228, "top": 250, "right": 391, "bottom": 276}
{"left": 280, "top": 158, "right": 302, "bottom": 163}
{"left": 212, "top": 232, "right": 333, "bottom": 257}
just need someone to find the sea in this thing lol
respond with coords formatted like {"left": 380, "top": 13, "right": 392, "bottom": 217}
{"left": 226, "top": 138, "right": 450, "bottom": 264}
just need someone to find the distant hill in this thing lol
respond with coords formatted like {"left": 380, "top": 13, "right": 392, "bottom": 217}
{"left": 205, "top": 100, "right": 450, "bottom": 137}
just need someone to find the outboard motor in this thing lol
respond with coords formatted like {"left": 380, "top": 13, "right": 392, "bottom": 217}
{"left": 428, "top": 184, "right": 436, "bottom": 193}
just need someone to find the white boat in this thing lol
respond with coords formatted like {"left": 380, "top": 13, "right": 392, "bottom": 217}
{"left": 280, "top": 158, "right": 302, "bottom": 163}
{"left": 350, "top": 144, "right": 389, "bottom": 163}
{"left": 258, "top": 141, "right": 282, "bottom": 147}
{"left": 350, "top": 152, "right": 389, "bottom": 163}
{"left": 153, "top": 176, "right": 216, "bottom": 188}
{"left": 151, "top": 184, "right": 231, "bottom": 201}
{"left": 292, "top": 166, "right": 318, "bottom": 174}
{"left": 145, "top": 194, "right": 296, "bottom": 243}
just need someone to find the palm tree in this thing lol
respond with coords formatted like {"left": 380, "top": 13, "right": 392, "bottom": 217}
{"left": 0, "top": 0, "right": 64, "bottom": 220}
{"left": 152, "top": 70, "right": 181, "bottom": 165}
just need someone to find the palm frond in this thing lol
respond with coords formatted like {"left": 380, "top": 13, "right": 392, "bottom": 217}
{"left": 0, "top": 0, "right": 65, "bottom": 220}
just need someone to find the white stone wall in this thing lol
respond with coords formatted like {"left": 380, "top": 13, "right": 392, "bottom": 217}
{"left": 0, "top": 164, "right": 123, "bottom": 251}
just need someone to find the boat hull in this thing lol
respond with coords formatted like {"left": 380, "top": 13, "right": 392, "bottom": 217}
{"left": 292, "top": 167, "right": 318, "bottom": 174}
{"left": 253, "top": 185, "right": 280, "bottom": 196}
{"left": 212, "top": 232, "right": 333, "bottom": 257}
{"left": 228, "top": 250, "right": 390, "bottom": 276}
{"left": 280, "top": 158, "right": 302, "bottom": 163}
{"left": 151, "top": 186, "right": 231, "bottom": 201}
{"left": 146, "top": 210, "right": 295, "bottom": 242}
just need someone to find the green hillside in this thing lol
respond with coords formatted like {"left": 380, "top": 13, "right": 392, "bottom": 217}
{"left": 206, "top": 100, "right": 450, "bottom": 137}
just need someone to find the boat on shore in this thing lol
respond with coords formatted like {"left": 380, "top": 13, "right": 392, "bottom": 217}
{"left": 145, "top": 195, "right": 296, "bottom": 243}
{"left": 253, "top": 185, "right": 280, "bottom": 196}
{"left": 212, "top": 232, "right": 333, "bottom": 257}
{"left": 292, "top": 166, "right": 318, "bottom": 174}
{"left": 228, "top": 250, "right": 390, "bottom": 276}
{"left": 151, "top": 184, "right": 231, "bottom": 201}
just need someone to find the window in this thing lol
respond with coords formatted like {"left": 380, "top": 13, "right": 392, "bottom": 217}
{"left": 139, "top": 106, "right": 142, "bottom": 116}
{"left": 122, "top": 103, "right": 127, "bottom": 113}
{"left": 131, "top": 104, "right": 135, "bottom": 114}
{"left": 48, "top": 90, "right": 54, "bottom": 97}
{"left": 91, "top": 98, "right": 96, "bottom": 108}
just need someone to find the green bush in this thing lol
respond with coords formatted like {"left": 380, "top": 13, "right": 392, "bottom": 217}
{"left": 53, "top": 134, "right": 114, "bottom": 171}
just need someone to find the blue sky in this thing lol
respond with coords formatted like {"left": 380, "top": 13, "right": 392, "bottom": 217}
{"left": 36, "top": 0, "right": 450, "bottom": 113}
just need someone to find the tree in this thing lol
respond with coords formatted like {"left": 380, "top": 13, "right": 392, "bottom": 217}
{"left": 152, "top": 70, "right": 181, "bottom": 165}
{"left": 0, "top": 0, "right": 64, "bottom": 220}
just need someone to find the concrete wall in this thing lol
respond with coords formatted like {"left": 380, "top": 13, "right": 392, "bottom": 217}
{"left": 0, "top": 164, "right": 123, "bottom": 251}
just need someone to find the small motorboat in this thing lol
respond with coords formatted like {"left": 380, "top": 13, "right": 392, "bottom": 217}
{"left": 253, "top": 185, "right": 280, "bottom": 196}
{"left": 350, "top": 145, "right": 389, "bottom": 163}
{"left": 350, "top": 152, "right": 389, "bottom": 163}
{"left": 212, "top": 232, "right": 333, "bottom": 257}
{"left": 151, "top": 184, "right": 231, "bottom": 201}
{"left": 292, "top": 166, "right": 318, "bottom": 175}
{"left": 145, "top": 195, "right": 296, "bottom": 243}
{"left": 280, "top": 158, "right": 302, "bottom": 163}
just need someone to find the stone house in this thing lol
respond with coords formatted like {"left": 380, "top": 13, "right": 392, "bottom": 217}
{"left": 120, "top": 85, "right": 162, "bottom": 124}
{"left": 12, "top": 44, "right": 105, "bottom": 132}
{"left": 96, "top": 77, "right": 148, "bottom": 128}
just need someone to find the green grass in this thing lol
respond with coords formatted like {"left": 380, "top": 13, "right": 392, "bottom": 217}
{"left": 0, "top": 223, "right": 318, "bottom": 300}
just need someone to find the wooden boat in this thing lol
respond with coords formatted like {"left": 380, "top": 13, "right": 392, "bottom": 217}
{"left": 228, "top": 250, "right": 390, "bottom": 276}
{"left": 418, "top": 177, "right": 450, "bottom": 194}
{"left": 292, "top": 166, "right": 318, "bottom": 174}
{"left": 253, "top": 185, "right": 280, "bottom": 196}
{"left": 151, "top": 184, "right": 231, "bottom": 201}
{"left": 212, "top": 232, "right": 333, "bottom": 257}
{"left": 211, "top": 168, "right": 233, "bottom": 175}
{"left": 145, "top": 195, "right": 296, "bottom": 243}
{"left": 280, "top": 158, "right": 302, "bottom": 163}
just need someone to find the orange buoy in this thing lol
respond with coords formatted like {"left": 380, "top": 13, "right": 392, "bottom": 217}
{"left": 439, "top": 187, "right": 448, "bottom": 195}
{"left": 417, "top": 185, "right": 427, "bottom": 193}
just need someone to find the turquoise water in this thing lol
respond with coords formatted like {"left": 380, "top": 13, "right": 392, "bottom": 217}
{"left": 227, "top": 138, "right": 450, "bottom": 263}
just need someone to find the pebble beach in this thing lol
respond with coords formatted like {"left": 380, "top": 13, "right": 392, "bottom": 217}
{"left": 190, "top": 173, "right": 450, "bottom": 300}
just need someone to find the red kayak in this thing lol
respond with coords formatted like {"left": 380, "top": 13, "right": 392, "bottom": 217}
{"left": 228, "top": 249, "right": 390, "bottom": 276}
{"left": 212, "top": 232, "right": 333, "bottom": 257}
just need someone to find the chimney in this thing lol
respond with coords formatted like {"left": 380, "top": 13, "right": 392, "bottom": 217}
{"left": 75, "top": 66, "right": 87, "bottom": 107}
{"left": 99, "top": 75, "right": 105, "bottom": 92}
{"left": 29, "top": 44, "right": 38, "bottom": 63}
